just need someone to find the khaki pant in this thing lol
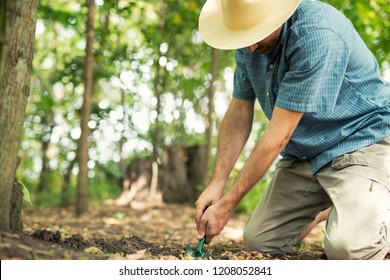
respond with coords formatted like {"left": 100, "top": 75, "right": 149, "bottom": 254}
{"left": 243, "top": 136, "right": 390, "bottom": 259}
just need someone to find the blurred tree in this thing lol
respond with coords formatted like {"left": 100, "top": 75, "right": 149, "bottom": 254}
{"left": 26, "top": 0, "right": 88, "bottom": 206}
{"left": 37, "top": 111, "right": 55, "bottom": 193}
{"left": 204, "top": 47, "right": 218, "bottom": 185}
{"left": 0, "top": 0, "right": 39, "bottom": 230}
{"left": 19, "top": 0, "right": 236, "bottom": 207}
{"left": 76, "top": 0, "right": 95, "bottom": 215}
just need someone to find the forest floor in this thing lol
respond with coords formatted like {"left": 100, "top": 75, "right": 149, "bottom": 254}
{"left": 1, "top": 202, "right": 389, "bottom": 260}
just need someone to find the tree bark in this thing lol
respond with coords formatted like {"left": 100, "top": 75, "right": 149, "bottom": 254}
{"left": 0, "top": 0, "right": 39, "bottom": 231}
{"left": 10, "top": 175, "right": 23, "bottom": 231}
{"left": 76, "top": 0, "right": 95, "bottom": 215}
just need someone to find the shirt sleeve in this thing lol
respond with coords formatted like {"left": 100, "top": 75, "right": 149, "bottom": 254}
{"left": 276, "top": 29, "right": 350, "bottom": 113}
{"left": 233, "top": 49, "right": 256, "bottom": 101}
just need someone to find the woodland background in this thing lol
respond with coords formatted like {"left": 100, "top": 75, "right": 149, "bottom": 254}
{"left": 0, "top": 0, "right": 389, "bottom": 260}
{"left": 18, "top": 0, "right": 390, "bottom": 211}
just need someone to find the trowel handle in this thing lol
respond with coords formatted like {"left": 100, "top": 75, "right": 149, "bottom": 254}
{"left": 196, "top": 236, "right": 206, "bottom": 252}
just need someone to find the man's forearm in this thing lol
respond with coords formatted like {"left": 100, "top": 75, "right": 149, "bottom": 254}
{"left": 220, "top": 106, "right": 304, "bottom": 209}
{"left": 210, "top": 99, "right": 254, "bottom": 187}
{"left": 221, "top": 133, "right": 285, "bottom": 208}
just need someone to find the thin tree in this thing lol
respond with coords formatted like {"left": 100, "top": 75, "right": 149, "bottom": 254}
{"left": 204, "top": 47, "right": 218, "bottom": 186}
{"left": 0, "top": 0, "right": 39, "bottom": 231}
{"left": 76, "top": 0, "right": 95, "bottom": 215}
{"left": 152, "top": 5, "right": 167, "bottom": 163}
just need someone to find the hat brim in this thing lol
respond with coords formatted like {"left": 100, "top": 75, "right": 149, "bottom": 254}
{"left": 199, "top": 0, "right": 301, "bottom": 50}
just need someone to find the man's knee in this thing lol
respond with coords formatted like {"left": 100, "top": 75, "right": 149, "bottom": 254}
{"left": 324, "top": 234, "right": 358, "bottom": 259}
{"left": 324, "top": 224, "right": 390, "bottom": 260}
{"left": 243, "top": 226, "right": 291, "bottom": 255}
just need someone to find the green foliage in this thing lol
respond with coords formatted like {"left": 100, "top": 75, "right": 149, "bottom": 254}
{"left": 323, "top": 0, "right": 390, "bottom": 72}
{"left": 294, "top": 240, "right": 304, "bottom": 252}
{"left": 20, "top": 181, "right": 33, "bottom": 206}
{"left": 88, "top": 170, "right": 122, "bottom": 203}
{"left": 112, "top": 211, "right": 126, "bottom": 220}
{"left": 23, "top": 172, "right": 64, "bottom": 207}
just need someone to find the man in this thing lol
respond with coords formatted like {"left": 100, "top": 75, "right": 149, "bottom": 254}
{"left": 195, "top": 0, "right": 390, "bottom": 260}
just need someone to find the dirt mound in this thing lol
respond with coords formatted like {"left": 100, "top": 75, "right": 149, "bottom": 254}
{"left": 28, "top": 229, "right": 329, "bottom": 260}
{"left": 31, "top": 229, "right": 181, "bottom": 258}
{"left": 32, "top": 229, "right": 61, "bottom": 243}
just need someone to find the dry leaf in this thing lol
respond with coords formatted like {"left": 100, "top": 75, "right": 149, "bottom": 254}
{"left": 160, "top": 255, "right": 179, "bottom": 260}
{"left": 126, "top": 249, "right": 146, "bottom": 260}
{"left": 84, "top": 247, "right": 104, "bottom": 254}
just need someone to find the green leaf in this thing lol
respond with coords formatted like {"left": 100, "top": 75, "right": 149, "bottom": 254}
{"left": 295, "top": 240, "right": 304, "bottom": 252}
{"left": 112, "top": 212, "right": 125, "bottom": 220}
{"left": 20, "top": 180, "right": 33, "bottom": 206}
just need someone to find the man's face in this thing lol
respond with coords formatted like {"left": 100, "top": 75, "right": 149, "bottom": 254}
{"left": 246, "top": 26, "right": 283, "bottom": 54}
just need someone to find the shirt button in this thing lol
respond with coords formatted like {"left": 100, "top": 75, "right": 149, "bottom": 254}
{"left": 266, "top": 92, "right": 270, "bottom": 96}
{"left": 269, "top": 64, "right": 274, "bottom": 69}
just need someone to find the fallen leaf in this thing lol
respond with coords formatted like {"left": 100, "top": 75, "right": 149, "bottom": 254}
{"left": 126, "top": 249, "right": 146, "bottom": 260}
{"left": 160, "top": 255, "right": 179, "bottom": 260}
{"left": 84, "top": 247, "right": 104, "bottom": 254}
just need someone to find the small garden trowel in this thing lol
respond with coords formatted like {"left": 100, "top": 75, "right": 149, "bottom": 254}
{"left": 184, "top": 237, "right": 208, "bottom": 258}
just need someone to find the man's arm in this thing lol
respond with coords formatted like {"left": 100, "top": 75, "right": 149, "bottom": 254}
{"left": 197, "top": 106, "right": 304, "bottom": 243}
{"left": 195, "top": 98, "right": 255, "bottom": 229}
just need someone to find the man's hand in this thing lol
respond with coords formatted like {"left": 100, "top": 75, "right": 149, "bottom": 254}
{"left": 196, "top": 198, "right": 234, "bottom": 244}
{"left": 195, "top": 184, "right": 224, "bottom": 231}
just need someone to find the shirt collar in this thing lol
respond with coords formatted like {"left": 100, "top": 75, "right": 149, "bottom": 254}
{"left": 266, "top": 21, "right": 289, "bottom": 60}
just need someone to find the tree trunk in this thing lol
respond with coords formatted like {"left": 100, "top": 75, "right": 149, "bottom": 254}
{"left": 108, "top": 158, "right": 155, "bottom": 207}
{"left": 153, "top": 53, "right": 162, "bottom": 162}
{"left": 152, "top": 4, "right": 167, "bottom": 162}
{"left": 76, "top": 0, "right": 95, "bottom": 215}
{"left": 61, "top": 159, "right": 75, "bottom": 206}
{"left": 159, "top": 145, "right": 207, "bottom": 204}
{"left": 10, "top": 175, "right": 23, "bottom": 231}
{"left": 204, "top": 48, "right": 218, "bottom": 186}
{"left": 37, "top": 121, "right": 55, "bottom": 193}
{"left": 0, "top": 0, "right": 39, "bottom": 231}
{"left": 119, "top": 89, "right": 129, "bottom": 190}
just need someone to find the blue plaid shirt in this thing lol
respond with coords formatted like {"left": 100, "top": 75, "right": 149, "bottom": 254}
{"left": 233, "top": 0, "right": 390, "bottom": 173}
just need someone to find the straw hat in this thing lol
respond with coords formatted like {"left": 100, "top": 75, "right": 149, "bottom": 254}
{"left": 199, "top": 0, "right": 301, "bottom": 50}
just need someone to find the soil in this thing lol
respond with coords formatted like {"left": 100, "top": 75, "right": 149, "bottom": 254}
{"left": 1, "top": 203, "right": 389, "bottom": 260}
